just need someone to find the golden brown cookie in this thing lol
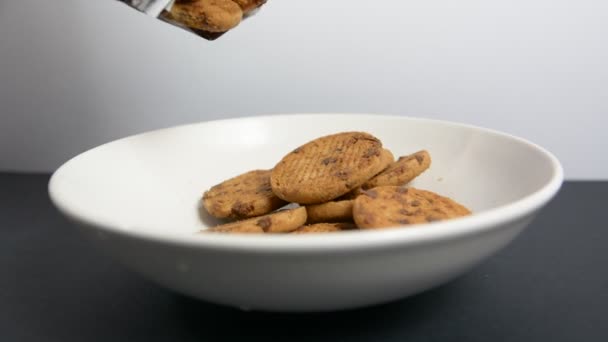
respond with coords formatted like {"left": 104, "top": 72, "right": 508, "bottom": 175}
{"left": 231, "top": 0, "right": 267, "bottom": 15}
{"left": 306, "top": 200, "right": 354, "bottom": 224}
{"left": 205, "top": 207, "right": 307, "bottom": 233}
{"left": 361, "top": 150, "right": 431, "bottom": 190}
{"left": 271, "top": 132, "right": 387, "bottom": 204}
{"left": 291, "top": 222, "right": 357, "bottom": 234}
{"left": 170, "top": 0, "right": 243, "bottom": 32}
{"left": 202, "top": 169, "right": 286, "bottom": 219}
{"left": 353, "top": 186, "right": 471, "bottom": 229}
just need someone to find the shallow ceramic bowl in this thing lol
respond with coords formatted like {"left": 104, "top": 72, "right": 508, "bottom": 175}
{"left": 49, "top": 114, "right": 563, "bottom": 312}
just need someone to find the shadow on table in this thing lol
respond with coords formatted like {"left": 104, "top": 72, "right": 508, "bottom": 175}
{"left": 172, "top": 284, "right": 459, "bottom": 340}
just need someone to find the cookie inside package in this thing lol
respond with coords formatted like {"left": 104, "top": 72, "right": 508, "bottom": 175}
{"left": 117, "top": 0, "right": 267, "bottom": 40}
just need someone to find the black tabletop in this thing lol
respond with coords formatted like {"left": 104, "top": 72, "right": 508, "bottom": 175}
{"left": 1, "top": 173, "right": 606, "bottom": 341}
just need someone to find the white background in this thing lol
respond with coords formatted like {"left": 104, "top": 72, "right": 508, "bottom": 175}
{"left": 1, "top": 0, "right": 606, "bottom": 178}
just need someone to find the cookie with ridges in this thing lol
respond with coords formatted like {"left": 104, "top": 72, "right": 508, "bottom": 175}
{"left": 205, "top": 207, "right": 306, "bottom": 233}
{"left": 170, "top": 0, "right": 242, "bottom": 32}
{"left": 362, "top": 150, "right": 431, "bottom": 190}
{"left": 203, "top": 169, "right": 286, "bottom": 219}
{"left": 306, "top": 200, "right": 354, "bottom": 224}
{"left": 271, "top": 132, "right": 387, "bottom": 204}
{"left": 353, "top": 186, "right": 471, "bottom": 229}
{"left": 292, "top": 222, "right": 357, "bottom": 234}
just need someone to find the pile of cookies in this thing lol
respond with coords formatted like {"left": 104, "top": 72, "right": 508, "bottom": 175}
{"left": 201, "top": 132, "right": 471, "bottom": 234}
{"left": 163, "top": 0, "right": 267, "bottom": 39}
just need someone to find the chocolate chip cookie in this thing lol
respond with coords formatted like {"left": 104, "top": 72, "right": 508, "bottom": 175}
{"left": 205, "top": 206, "right": 307, "bottom": 233}
{"left": 353, "top": 186, "right": 471, "bottom": 229}
{"left": 203, "top": 169, "right": 286, "bottom": 219}
{"left": 170, "top": 0, "right": 243, "bottom": 32}
{"left": 271, "top": 132, "right": 388, "bottom": 204}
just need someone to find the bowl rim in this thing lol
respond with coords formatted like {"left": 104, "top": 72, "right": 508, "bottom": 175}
{"left": 48, "top": 113, "right": 564, "bottom": 253}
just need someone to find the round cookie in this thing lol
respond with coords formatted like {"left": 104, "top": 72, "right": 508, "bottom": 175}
{"left": 292, "top": 222, "right": 357, "bottom": 234}
{"left": 361, "top": 150, "right": 431, "bottom": 190}
{"left": 231, "top": 0, "right": 267, "bottom": 15}
{"left": 205, "top": 207, "right": 307, "bottom": 234}
{"left": 170, "top": 0, "right": 243, "bottom": 32}
{"left": 203, "top": 169, "right": 286, "bottom": 219}
{"left": 271, "top": 132, "right": 387, "bottom": 204}
{"left": 306, "top": 200, "right": 354, "bottom": 224}
{"left": 353, "top": 186, "right": 471, "bottom": 229}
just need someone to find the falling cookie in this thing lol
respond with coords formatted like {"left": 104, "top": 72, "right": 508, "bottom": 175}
{"left": 169, "top": 0, "right": 243, "bottom": 32}
{"left": 205, "top": 206, "right": 307, "bottom": 233}
{"left": 353, "top": 186, "right": 471, "bottom": 229}
{"left": 271, "top": 132, "right": 388, "bottom": 204}
{"left": 202, "top": 169, "right": 286, "bottom": 219}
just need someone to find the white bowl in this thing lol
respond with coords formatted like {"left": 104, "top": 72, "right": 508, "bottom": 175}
{"left": 49, "top": 114, "right": 563, "bottom": 312}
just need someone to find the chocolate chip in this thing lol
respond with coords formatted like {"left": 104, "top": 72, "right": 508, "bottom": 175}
{"left": 415, "top": 154, "right": 424, "bottom": 164}
{"left": 398, "top": 219, "right": 410, "bottom": 225}
{"left": 231, "top": 201, "right": 254, "bottom": 217}
{"left": 393, "top": 165, "right": 406, "bottom": 174}
{"left": 292, "top": 147, "right": 302, "bottom": 154}
{"left": 396, "top": 187, "right": 409, "bottom": 194}
{"left": 411, "top": 200, "right": 421, "bottom": 207}
{"left": 322, "top": 157, "right": 338, "bottom": 165}
{"left": 363, "top": 147, "right": 380, "bottom": 158}
{"left": 256, "top": 217, "right": 272, "bottom": 232}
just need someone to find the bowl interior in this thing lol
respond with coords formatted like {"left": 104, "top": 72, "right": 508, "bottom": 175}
{"left": 49, "top": 114, "right": 559, "bottom": 237}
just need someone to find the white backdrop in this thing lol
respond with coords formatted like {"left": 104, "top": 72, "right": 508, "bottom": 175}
{"left": 1, "top": 0, "right": 606, "bottom": 179}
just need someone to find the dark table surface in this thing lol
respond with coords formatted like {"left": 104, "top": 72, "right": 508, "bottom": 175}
{"left": 1, "top": 173, "right": 606, "bottom": 341}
